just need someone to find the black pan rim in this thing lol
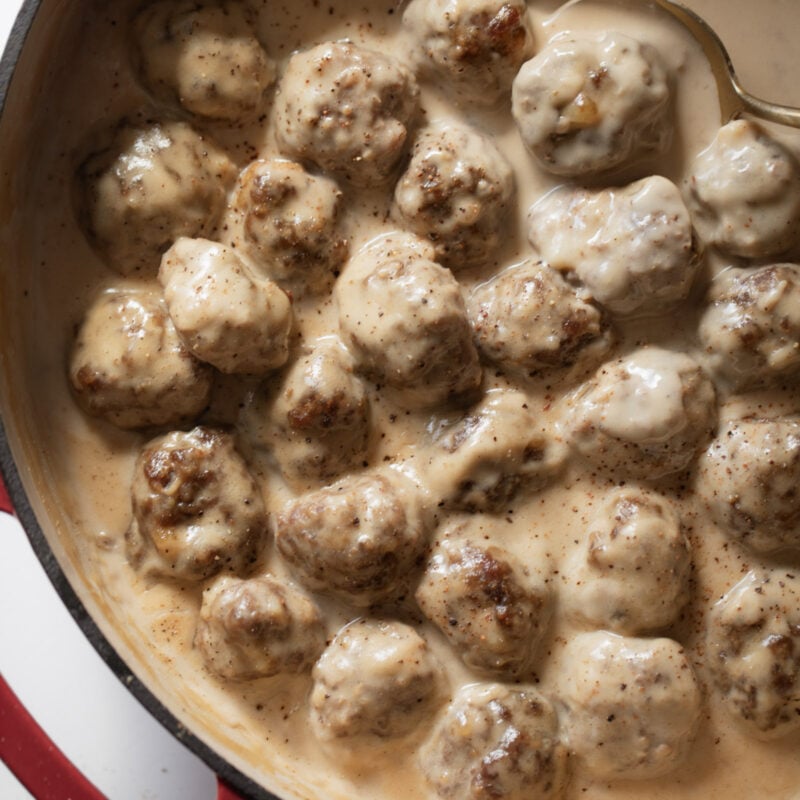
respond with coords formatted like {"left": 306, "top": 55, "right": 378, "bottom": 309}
{"left": 0, "top": 3, "right": 280, "bottom": 798}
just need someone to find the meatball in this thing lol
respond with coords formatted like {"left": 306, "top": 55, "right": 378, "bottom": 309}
{"left": 698, "top": 417, "right": 800, "bottom": 554}
{"left": 426, "top": 389, "right": 566, "bottom": 512}
{"left": 158, "top": 237, "right": 292, "bottom": 375}
{"left": 228, "top": 158, "right": 348, "bottom": 294}
{"left": 558, "top": 632, "right": 702, "bottom": 780}
{"left": 403, "top": 0, "right": 535, "bottom": 105}
{"left": 195, "top": 573, "right": 325, "bottom": 681}
{"left": 467, "top": 259, "right": 613, "bottom": 375}
{"left": 568, "top": 347, "right": 717, "bottom": 480}
{"left": 275, "top": 468, "right": 428, "bottom": 606}
{"left": 132, "top": 0, "right": 276, "bottom": 121}
{"left": 420, "top": 683, "right": 568, "bottom": 800}
{"left": 707, "top": 569, "right": 800, "bottom": 740}
{"left": 336, "top": 233, "right": 482, "bottom": 409}
{"left": 511, "top": 32, "right": 670, "bottom": 177}
{"left": 686, "top": 120, "right": 800, "bottom": 258}
{"left": 310, "top": 619, "right": 443, "bottom": 740}
{"left": 126, "top": 427, "right": 267, "bottom": 581}
{"left": 527, "top": 176, "right": 697, "bottom": 316}
{"left": 80, "top": 120, "right": 234, "bottom": 276}
{"left": 69, "top": 289, "right": 212, "bottom": 429}
{"left": 415, "top": 518, "right": 552, "bottom": 676}
{"left": 698, "top": 264, "right": 800, "bottom": 392}
{"left": 275, "top": 41, "right": 419, "bottom": 187}
{"left": 563, "top": 487, "right": 692, "bottom": 634}
{"left": 242, "top": 336, "right": 371, "bottom": 485}
{"left": 393, "top": 120, "right": 514, "bottom": 270}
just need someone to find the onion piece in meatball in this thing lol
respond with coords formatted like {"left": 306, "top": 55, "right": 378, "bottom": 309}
{"left": 69, "top": 289, "right": 212, "bottom": 429}
{"left": 195, "top": 573, "right": 325, "bottom": 681}
{"left": 275, "top": 468, "right": 428, "bottom": 607}
{"left": 527, "top": 176, "right": 697, "bottom": 316}
{"left": 127, "top": 427, "right": 267, "bottom": 582}
{"left": 707, "top": 569, "right": 800, "bottom": 740}
{"left": 159, "top": 237, "right": 292, "bottom": 375}
{"left": 132, "top": 0, "right": 276, "bottom": 121}
{"left": 557, "top": 632, "right": 702, "bottom": 780}
{"left": 567, "top": 347, "right": 717, "bottom": 480}
{"left": 80, "top": 120, "right": 234, "bottom": 276}
{"left": 336, "top": 233, "right": 482, "bottom": 409}
{"left": 393, "top": 120, "right": 514, "bottom": 270}
{"left": 467, "top": 259, "right": 613, "bottom": 376}
{"left": 564, "top": 487, "right": 692, "bottom": 634}
{"left": 698, "top": 417, "right": 800, "bottom": 554}
{"left": 415, "top": 518, "right": 552, "bottom": 677}
{"left": 686, "top": 120, "right": 800, "bottom": 258}
{"left": 420, "top": 682, "right": 569, "bottom": 800}
{"left": 512, "top": 32, "right": 671, "bottom": 177}
{"left": 275, "top": 41, "right": 419, "bottom": 187}
{"left": 403, "top": 0, "right": 535, "bottom": 106}
{"left": 698, "top": 264, "right": 800, "bottom": 392}
{"left": 310, "top": 619, "right": 444, "bottom": 741}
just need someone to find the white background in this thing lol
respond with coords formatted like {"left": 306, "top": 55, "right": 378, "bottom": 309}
{"left": 0, "top": 2, "right": 217, "bottom": 797}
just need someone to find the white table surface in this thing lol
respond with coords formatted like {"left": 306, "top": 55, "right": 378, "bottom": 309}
{"left": 0, "top": 3, "right": 216, "bottom": 798}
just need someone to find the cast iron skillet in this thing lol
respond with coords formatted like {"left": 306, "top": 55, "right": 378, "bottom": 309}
{"left": 0, "top": 3, "right": 276, "bottom": 798}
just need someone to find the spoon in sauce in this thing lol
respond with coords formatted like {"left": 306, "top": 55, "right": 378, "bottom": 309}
{"left": 561, "top": 0, "right": 800, "bottom": 127}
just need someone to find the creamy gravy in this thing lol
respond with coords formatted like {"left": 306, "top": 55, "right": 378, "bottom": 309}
{"left": 3, "top": 0, "right": 800, "bottom": 798}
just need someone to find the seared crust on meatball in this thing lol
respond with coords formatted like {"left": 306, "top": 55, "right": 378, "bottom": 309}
{"left": 558, "top": 632, "right": 702, "bottom": 780}
{"left": 80, "top": 120, "right": 234, "bottom": 276}
{"left": 69, "top": 289, "right": 212, "bottom": 429}
{"left": 393, "top": 120, "right": 514, "bottom": 270}
{"left": 707, "top": 570, "right": 800, "bottom": 740}
{"left": 564, "top": 487, "right": 692, "bottom": 634}
{"left": 127, "top": 427, "right": 267, "bottom": 581}
{"left": 698, "top": 417, "right": 800, "bottom": 554}
{"left": 467, "top": 259, "right": 613, "bottom": 375}
{"left": 527, "top": 176, "right": 697, "bottom": 316}
{"left": 568, "top": 347, "right": 717, "bottom": 480}
{"left": 686, "top": 120, "right": 800, "bottom": 258}
{"left": 242, "top": 336, "right": 371, "bottom": 486}
{"left": 132, "top": 0, "right": 276, "bottom": 121}
{"left": 512, "top": 32, "right": 670, "bottom": 177}
{"left": 195, "top": 573, "right": 325, "bottom": 681}
{"left": 698, "top": 264, "right": 800, "bottom": 392}
{"left": 228, "top": 158, "right": 348, "bottom": 294}
{"left": 275, "top": 41, "right": 419, "bottom": 187}
{"left": 426, "top": 389, "right": 566, "bottom": 512}
{"left": 403, "top": 0, "right": 535, "bottom": 105}
{"left": 415, "top": 518, "right": 552, "bottom": 676}
{"left": 275, "top": 468, "right": 428, "bottom": 606}
{"left": 336, "top": 233, "right": 482, "bottom": 409}
{"left": 310, "top": 619, "right": 444, "bottom": 740}
{"left": 420, "top": 682, "right": 568, "bottom": 800}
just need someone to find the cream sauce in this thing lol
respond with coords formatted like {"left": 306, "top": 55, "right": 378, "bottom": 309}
{"left": 2, "top": 0, "right": 800, "bottom": 799}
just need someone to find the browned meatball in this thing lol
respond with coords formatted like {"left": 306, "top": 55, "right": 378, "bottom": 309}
{"left": 415, "top": 518, "right": 552, "bottom": 676}
{"left": 69, "top": 289, "right": 212, "bottom": 429}
{"left": 275, "top": 468, "right": 428, "bottom": 607}
{"left": 195, "top": 574, "right": 325, "bottom": 681}
{"left": 707, "top": 569, "right": 800, "bottom": 740}
{"left": 310, "top": 619, "right": 444, "bottom": 741}
{"left": 698, "top": 264, "right": 800, "bottom": 392}
{"left": 275, "top": 41, "right": 420, "bottom": 187}
{"left": 80, "top": 120, "right": 234, "bottom": 276}
{"left": 127, "top": 427, "right": 267, "bottom": 581}
{"left": 467, "top": 260, "right": 613, "bottom": 376}
{"left": 336, "top": 233, "right": 482, "bottom": 409}
{"left": 420, "top": 683, "right": 569, "bottom": 800}
{"left": 698, "top": 417, "right": 800, "bottom": 554}
{"left": 228, "top": 158, "right": 348, "bottom": 294}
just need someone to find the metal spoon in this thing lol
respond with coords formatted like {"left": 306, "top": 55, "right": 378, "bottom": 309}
{"left": 561, "top": 0, "right": 800, "bottom": 128}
